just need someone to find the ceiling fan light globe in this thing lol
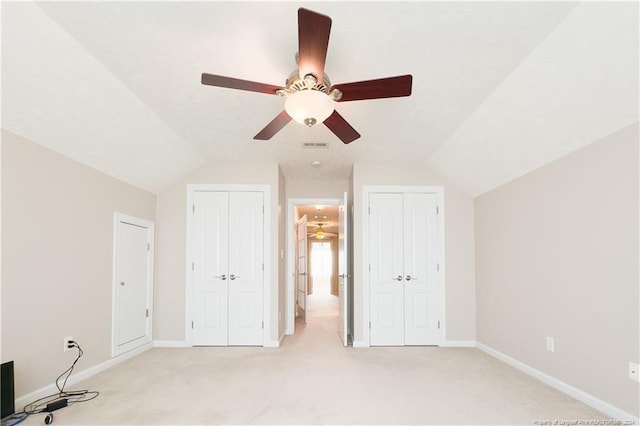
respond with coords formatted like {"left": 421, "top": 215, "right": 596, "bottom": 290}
{"left": 284, "top": 90, "right": 334, "bottom": 126}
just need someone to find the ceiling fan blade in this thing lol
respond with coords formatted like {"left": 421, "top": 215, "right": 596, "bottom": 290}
{"left": 332, "top": 75, "right": 413, "bottom": 102}
{"left": 201, "top": 74, "right": 284, "bottom": 95}
{"left": 298, "top": 8, "right": 332, "bottom": 82}
{"left": 254, "top": 110, "right": 292, "bottom": 140}
{"left": 323, "top": 110, "right": 360, "bottom": 144}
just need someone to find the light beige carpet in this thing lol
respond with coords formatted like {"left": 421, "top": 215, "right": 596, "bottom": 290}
{"left": 23, "top": 284, "right": 609, "bottom": 425}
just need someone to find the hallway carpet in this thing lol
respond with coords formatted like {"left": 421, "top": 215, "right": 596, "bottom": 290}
{"left": 23, "top": 289, "right": 608, "bottom": 425}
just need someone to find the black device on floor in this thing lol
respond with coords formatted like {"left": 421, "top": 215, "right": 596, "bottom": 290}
{"left": 1, "top": 360, "right": 15, "bottom": 420}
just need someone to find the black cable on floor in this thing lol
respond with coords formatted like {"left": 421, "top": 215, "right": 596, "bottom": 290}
{"left": 2, "top": 341, "right": 99, "bottom": 426}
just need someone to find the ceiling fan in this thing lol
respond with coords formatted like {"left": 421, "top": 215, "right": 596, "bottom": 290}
{"left": 201, "top": 8, "right": 413, "bottom": 144}
{"left": 308, "top": 223, "right": 337, "bottom": 240}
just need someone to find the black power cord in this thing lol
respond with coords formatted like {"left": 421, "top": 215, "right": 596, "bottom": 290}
{"left": 2, "top": 341, "right": 99, "bottom": 426}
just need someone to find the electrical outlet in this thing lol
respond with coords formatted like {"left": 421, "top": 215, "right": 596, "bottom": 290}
{"left": 545, "top": 336, "right": 555, "bottom": 352}
{"left": 629, "top": 362, "right": 639, "bottom": 382}
{"left": 63, "top": 336, "right": 74, "bottom": 352}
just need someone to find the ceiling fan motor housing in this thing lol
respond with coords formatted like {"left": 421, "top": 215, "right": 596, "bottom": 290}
{"left": 278, "top": 70, "right": 343, "bottom": 101}
{"left": 279, "top": 71, "right": 342, "bottom": 126}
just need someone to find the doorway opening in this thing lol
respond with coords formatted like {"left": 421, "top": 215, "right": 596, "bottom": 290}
{"left": 311, "top": 241, "right": 334, "bottom": 296}
{"left": 307, "top": 240, "right": 338, "bottom": 323}
{"left": 287, "top": 198, "right": 343, "bottom": 336}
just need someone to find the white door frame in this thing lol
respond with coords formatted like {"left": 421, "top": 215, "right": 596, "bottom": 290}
{"left": 338, "top": 191, "right": 349, "bottom": 346}
{"left": 286, "top": 197, "right": 342, "bottom": 335}
{"left": 186, "top": 184, "right": 271, "bottom": 347}
{"left": 111, "top": 212, "right": 154, "bottom": 357}
{"left": 361, "top": 185, "right": 446, "bottom": 347}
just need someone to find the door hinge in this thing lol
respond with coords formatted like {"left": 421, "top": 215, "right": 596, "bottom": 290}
{"left": 262, "top": 263, "right": 264, "bottom": 271}
{"left": 436, "top": 206, "right": 439, "bottom": 215}
{"left": 261, "top": 321, "right": 264, "bottom": 329}
{"left": 262, "top": 206, "right": 264, "bottom": 214}
{"left": 147, "top": 243, "right": 150, "bottom": 252}
{"left": 368, "top": 206, "right": 371, "bottom": 215}
{"left": 191, "top": 321, "right": 194, "bottom": 329}
{"left": 192, "top": 262, "right": 194, "bottom": 271}
{"left": 192, "top": 205, "right": 195, "bottom": 213}
{"left": 437, "top": 263, "right": 440, "bottom": 272}
{"left": 437, "top": 320, "right": 441, "bottom": 329}
{"left": 368, "top": 264, "right": 371, "bottom": 271}
{"left": 369, "top": 321, "right": 371, "bottom": 329}
{"left": 146, "top": 309, "right": 149, "bottom": 318}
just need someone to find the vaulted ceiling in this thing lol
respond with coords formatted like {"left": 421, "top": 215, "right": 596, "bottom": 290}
{"left": 2, "top": 2, "right": 637, "bottom": 195}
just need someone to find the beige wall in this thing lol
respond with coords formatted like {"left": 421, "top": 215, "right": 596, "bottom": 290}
{"left": 1, "top": 131, "right": 156, "bottom": 398}
{"left": 286, "top": 178, "right": 349, "bottom": 199}
{"left": 352, "top": 162, "right": 477, "bottom": 344}
{"left": 475, "top": 123, "right": 639, "bottom": 416}
{"left": 154, "top": 161, "right": 281, "bottom": 343}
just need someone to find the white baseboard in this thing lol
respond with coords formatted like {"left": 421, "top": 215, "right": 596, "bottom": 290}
{"left": 153, "top": 340, "right": 189, "bottom": 348}
{"left": 154, "top": 339, "right": 283, "bottom": 348}
{"left": 477, "top": 342, "right": 639, "bottom": 422}
{"left": 15, "top": 343, "right": 152, "bottom": 410}
{"left": 263, "top": 338, "right": 281, "bottom": 348}
{"left": 352, "top": 341, "right": 476, "bottom": 348}
{"left": 443, "top": 340, "right": 477, "bottom": 347}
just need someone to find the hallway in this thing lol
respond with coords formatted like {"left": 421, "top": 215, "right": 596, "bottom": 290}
{"left": 293, "top": 275, "right": 342, "bottom": 349}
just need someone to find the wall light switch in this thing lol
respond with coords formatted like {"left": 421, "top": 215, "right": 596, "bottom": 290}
{"left": 629, "top": 362, "right": 639, "bottom": 382}
{"left": 545, "top": 336, "right": 555, "bottom": 352}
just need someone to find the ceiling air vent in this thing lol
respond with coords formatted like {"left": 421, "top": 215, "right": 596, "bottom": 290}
{"left": 302, "top": 142, "right": 329, "bottom": 149}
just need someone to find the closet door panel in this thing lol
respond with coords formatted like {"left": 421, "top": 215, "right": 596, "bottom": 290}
{"left": 193, "top": 191, "right": 230, "bottom": 346}
{"left": 228, "top": 191, "right": 264, "bottom": 346}
{"left": 369, "top": 193, "right": 404, "bottom": 346}
{"left": 403, "top": 193, "right": 439, "bottom": 345}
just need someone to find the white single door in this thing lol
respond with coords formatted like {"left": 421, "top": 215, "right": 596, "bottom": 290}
{"left": 113, "top": 214, "right": 153, "bottom": 356}
{"left": 369, "top": 193, "right": 404, "bottom": 346}
{"left": 338, "top": 192, "right": 349, "bottom": 346}
{"left": 193, "top": 191, "right": 230, "bottom": 346}
{"left": 227, "top": 192, "right": 264, "bottom": 346}
{"left": 296, "top": 215, "right": 308, "bottom": 323}
{"left": 403, "top": 193, "right": 440, "bottom": 345}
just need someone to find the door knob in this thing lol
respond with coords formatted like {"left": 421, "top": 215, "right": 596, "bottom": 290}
{"left": 394, "top": 275, "right": 403, "bottom": 281}
{"left": 339, "top": 274, "right": 346, "bottom": 279}
{"left": 229, "top": 274, "right": 239, "bottom": 280}
{"left": 405, "top": 275, "right": 417, "bottom": 281}
{"left": 214, "top": 274, "right": 227, "bottom": 280}
{"left": 120, "top": 281, "right": 125, "bottom": 286}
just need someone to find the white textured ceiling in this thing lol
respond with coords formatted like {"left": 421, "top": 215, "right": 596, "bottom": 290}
{"left": 297, "top": 204, "right": 340, "bottom": 234}
{"left": 1, "top": 1, "right": 637, "bottom": 195}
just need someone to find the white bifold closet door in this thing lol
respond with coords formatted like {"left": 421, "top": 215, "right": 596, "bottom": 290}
{"left": 369, "top": 192, "right": 440, "bottom": 346}
{"left": 192, "top": 191, "right": 264, "bottom": 346}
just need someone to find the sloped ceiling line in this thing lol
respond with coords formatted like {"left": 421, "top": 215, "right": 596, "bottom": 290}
{"left": 428, "top": 2, "right": 639, "bottom": 196}
{"left": 3, "top": 2, "right": 637, "bottom": 195}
